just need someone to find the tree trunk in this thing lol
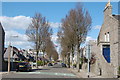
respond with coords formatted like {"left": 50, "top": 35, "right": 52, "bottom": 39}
{"left": 36, "top": 52, "right": 38, "bottom": 68}
{"left": 43, "top": 51, "right": 45, "bottom": 66}
{"left": 77, "top": 45, "right": 80, "bottom": 72}
{"left": 36, "top": 26, "right": 39, "bottom": 68}
{"left": 71, "top": 46, "right": 74, "bottom": 68}
{"left": 65, "top": 56, "right": 67, "bottom": 64}
{"left": 63, "top": 57, "right": 65, "bottom": 63}
{"left": 49, "top": 56, "right": 51, "bottom": 61}
{"left": 68, "top": 53, "right": 70, "bottom": 68}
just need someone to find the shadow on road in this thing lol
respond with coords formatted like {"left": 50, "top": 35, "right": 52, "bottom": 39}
{"left": 31, "top": 68, "right": 50, "bottom": 72}
{"left": 52, "top": 67, "right": 65, "bottom": 68}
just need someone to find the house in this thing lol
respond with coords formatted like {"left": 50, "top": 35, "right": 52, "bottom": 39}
{"left": 92, "top": 1, "right": 120, "bottom": 78}
{"left": 4, "top": 46, "right": 27, "bottom": 62}
{"left": 0, "top": 22, "right": 5, "bottom": 71}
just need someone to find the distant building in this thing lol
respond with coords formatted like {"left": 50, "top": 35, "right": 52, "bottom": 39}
{"left": 4, "top": 46, "right": 27, "bottom": 61}
{"left": 0, "top": 22, "right": 5, "bottom": 71}
{"left": 84, "top": 40, "right": 97, "bottom": 59}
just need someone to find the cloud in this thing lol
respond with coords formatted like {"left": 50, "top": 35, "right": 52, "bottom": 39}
{"left": 0, "top": 16, "right": 32, "bottom": 31}
{"left": 0, "top": 16, "right": 61, "bottom": 30}
{"left": 80, "top": 36, "right": 96, "bottom": 48}
{"left": 86, "top": 36, "right": 96, "bottom": 41}
{"left": 51, "top": 33, "right": 59, "bottom": 48}
{"left": 51, "top": 33, "right": 61, "bottom": 53}
{"left": 49, "top": 22, "right": 61, "bottom": 28}
{"left": 0, "top": 15, "right": 60, "bottom": 50}
{"left": 5, "top": 30, "right": 32, "bottom": 49}
{"left": 94, "top": 25, "right": 101, "bottom": 30}
{"left": 51, "top": 34, "right": 58, "bottom": 43}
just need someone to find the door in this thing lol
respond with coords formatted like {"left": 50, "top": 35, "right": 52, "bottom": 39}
{"left": 103, "top": 45, "right": 110, "bottom": 63}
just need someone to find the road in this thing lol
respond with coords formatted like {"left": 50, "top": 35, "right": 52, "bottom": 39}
{"left": 2, "top": 63, "right": 77, "bottom": 78}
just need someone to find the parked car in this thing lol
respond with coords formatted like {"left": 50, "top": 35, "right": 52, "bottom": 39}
{"left": 16, "top": 62, "right": 32, "bottom": 72}
{"left": 54, "top": 62, "right": 58, "bottom": 65}
{"left": 47, "top": 63, "right": 53, "bottom": 66}
{"left": 61, "top": 63, "right": 67, "bottom": 67}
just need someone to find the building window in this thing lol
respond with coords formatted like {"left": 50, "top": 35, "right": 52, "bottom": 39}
{"left": 107, "top": 32, "right": 109, "bottom": 42}
{"left": 105, "top": 33, "right": 106, "bottom": 41}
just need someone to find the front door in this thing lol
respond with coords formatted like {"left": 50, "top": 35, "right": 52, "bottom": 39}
{"left": 103, "top": 45, "right": 110, "bottom": 63}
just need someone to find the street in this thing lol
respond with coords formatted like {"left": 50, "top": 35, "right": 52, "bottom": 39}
{"left": 2, "top": 63, "right": 77, "bottom": 78}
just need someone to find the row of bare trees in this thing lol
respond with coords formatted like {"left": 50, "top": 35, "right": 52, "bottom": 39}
{"left": 57, "top": 3, "right": 92, "bottom": 71}
{"left": 26, "top": 13, "right": 58, "bottom": 68}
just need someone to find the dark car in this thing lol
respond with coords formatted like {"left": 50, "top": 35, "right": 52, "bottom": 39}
{"left": 54, "top": 62, "right": 58, "bottom": 65}
{"left": 16, "top": 62, "right": 32, "bottom": 72}
{"left": 61, "top": 63, "right": 67, "bottom": 67}
{"left": 47, "top": 63, "right": 53, "bottom": 66}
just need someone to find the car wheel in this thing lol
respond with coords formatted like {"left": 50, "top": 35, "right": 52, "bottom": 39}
{"left": 16, "top": 69, "right": 19, "bottom": 72}
{"left": 27, "top": 69, "right": 29, "bottom": 72}
{"left": 29, "top": 69, "right": 31, "bottom": 72}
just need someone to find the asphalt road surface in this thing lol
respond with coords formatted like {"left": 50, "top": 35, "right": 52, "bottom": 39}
{"left": 2, "top": 63, "right": 77, "bottom": 78}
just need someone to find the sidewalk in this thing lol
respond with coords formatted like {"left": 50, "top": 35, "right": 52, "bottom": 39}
{"left": 0, "top": 71, "right": 9, "bottom": 75}
{"left": 68, "top": 68, "right": 103, "bottom": 78}
{"left": 0, "top": 66, "right": 44, "bottom": 74}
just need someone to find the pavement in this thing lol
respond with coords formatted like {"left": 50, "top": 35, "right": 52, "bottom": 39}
{"left": 0, "top": 66, "right": 44, "bottom": 75}
{"left": 0, "top": 71, "right": 9, "bottom": 75}
{"left": 68, "top": 68, "right": 103, "bottom": 78}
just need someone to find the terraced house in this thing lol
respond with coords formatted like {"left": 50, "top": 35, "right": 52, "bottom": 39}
{"left": 97, "top": 1, "right": 120, "bottom": 78}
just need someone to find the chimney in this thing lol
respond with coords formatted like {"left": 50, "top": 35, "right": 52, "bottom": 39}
{"left": 103, "top": 0, "right": 112, "bottom": 20}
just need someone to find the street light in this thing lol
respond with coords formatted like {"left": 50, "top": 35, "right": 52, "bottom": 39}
{"left": 87, "top": 44, "right": 91, "bottom": 78}
{"left": 8, "top": 35, "right": 18, "bottom": 72}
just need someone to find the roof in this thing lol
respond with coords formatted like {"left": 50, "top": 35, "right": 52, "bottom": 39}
{"left": 0, "top": 22, "right": 5, "bottom": 34}
{"left": 112, "top": 15, "right": 120, "bottom": 21}
{"left": 4, "top": 46, "right": 27, "bottom": 60}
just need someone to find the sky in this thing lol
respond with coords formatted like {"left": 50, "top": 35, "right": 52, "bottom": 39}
{"left": 0, "top": 2, "right": 119, "bottom": 53}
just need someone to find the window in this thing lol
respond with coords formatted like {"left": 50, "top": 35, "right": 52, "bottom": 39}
{"left": 105, "top": 33, "right": 106, "bottom": 41}
{"left": 107, "top": 32, "right": 109, "bottom": 42}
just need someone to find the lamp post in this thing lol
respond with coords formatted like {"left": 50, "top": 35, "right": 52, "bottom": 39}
{"left": 8, "top": 35, "right": 18, "bottom": 72}
{"left": 8, "top": 42, "right": 11, "bottom": 73}
{"left": 87, "top": 44, "right": 91, "bottom": 78}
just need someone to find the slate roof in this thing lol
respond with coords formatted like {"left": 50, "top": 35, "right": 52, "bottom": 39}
{"left": 4, "top": 46, "right": 27, "bottom": 60}
{"left": 112, "top": 14, "right": 120, "bottom": 21}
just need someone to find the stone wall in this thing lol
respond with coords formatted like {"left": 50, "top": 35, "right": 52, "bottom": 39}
{"left": 109, "top": 16, "right": 119, "bottom": 77}
{"left": 118, "top": 2, "right": 120, "bottom": 68}
{"left": 97, "top": 16, "right": 119, "bottom": 77}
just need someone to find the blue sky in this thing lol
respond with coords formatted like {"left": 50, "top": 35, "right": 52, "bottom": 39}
{"left": 1, "top": 2, "right": 118, "bottom": 50}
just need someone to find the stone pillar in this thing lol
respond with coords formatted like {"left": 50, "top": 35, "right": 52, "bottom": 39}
{"left": 0, "top": 23, "right": 5, "bottom": 71}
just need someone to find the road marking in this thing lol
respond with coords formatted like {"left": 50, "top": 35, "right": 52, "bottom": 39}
{"left": 15, "top": 72, "right": 75, "bottom": 77}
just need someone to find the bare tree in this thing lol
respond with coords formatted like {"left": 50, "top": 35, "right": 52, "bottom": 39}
{"left": 26, "top": 13, "right": 51, "bottom": 68}
{"left": 58, "top": 3, "right": 92, "bottom": 71}
{"left": 45, "top": 39, "right": 54, "bottom": 61}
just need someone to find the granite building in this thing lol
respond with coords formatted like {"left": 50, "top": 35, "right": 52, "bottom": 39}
{"left": 0, "top": 22, "right": 5, "bottom": 71}
{"left": 97, "top": 1, "right": 120, "bottom": 78}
